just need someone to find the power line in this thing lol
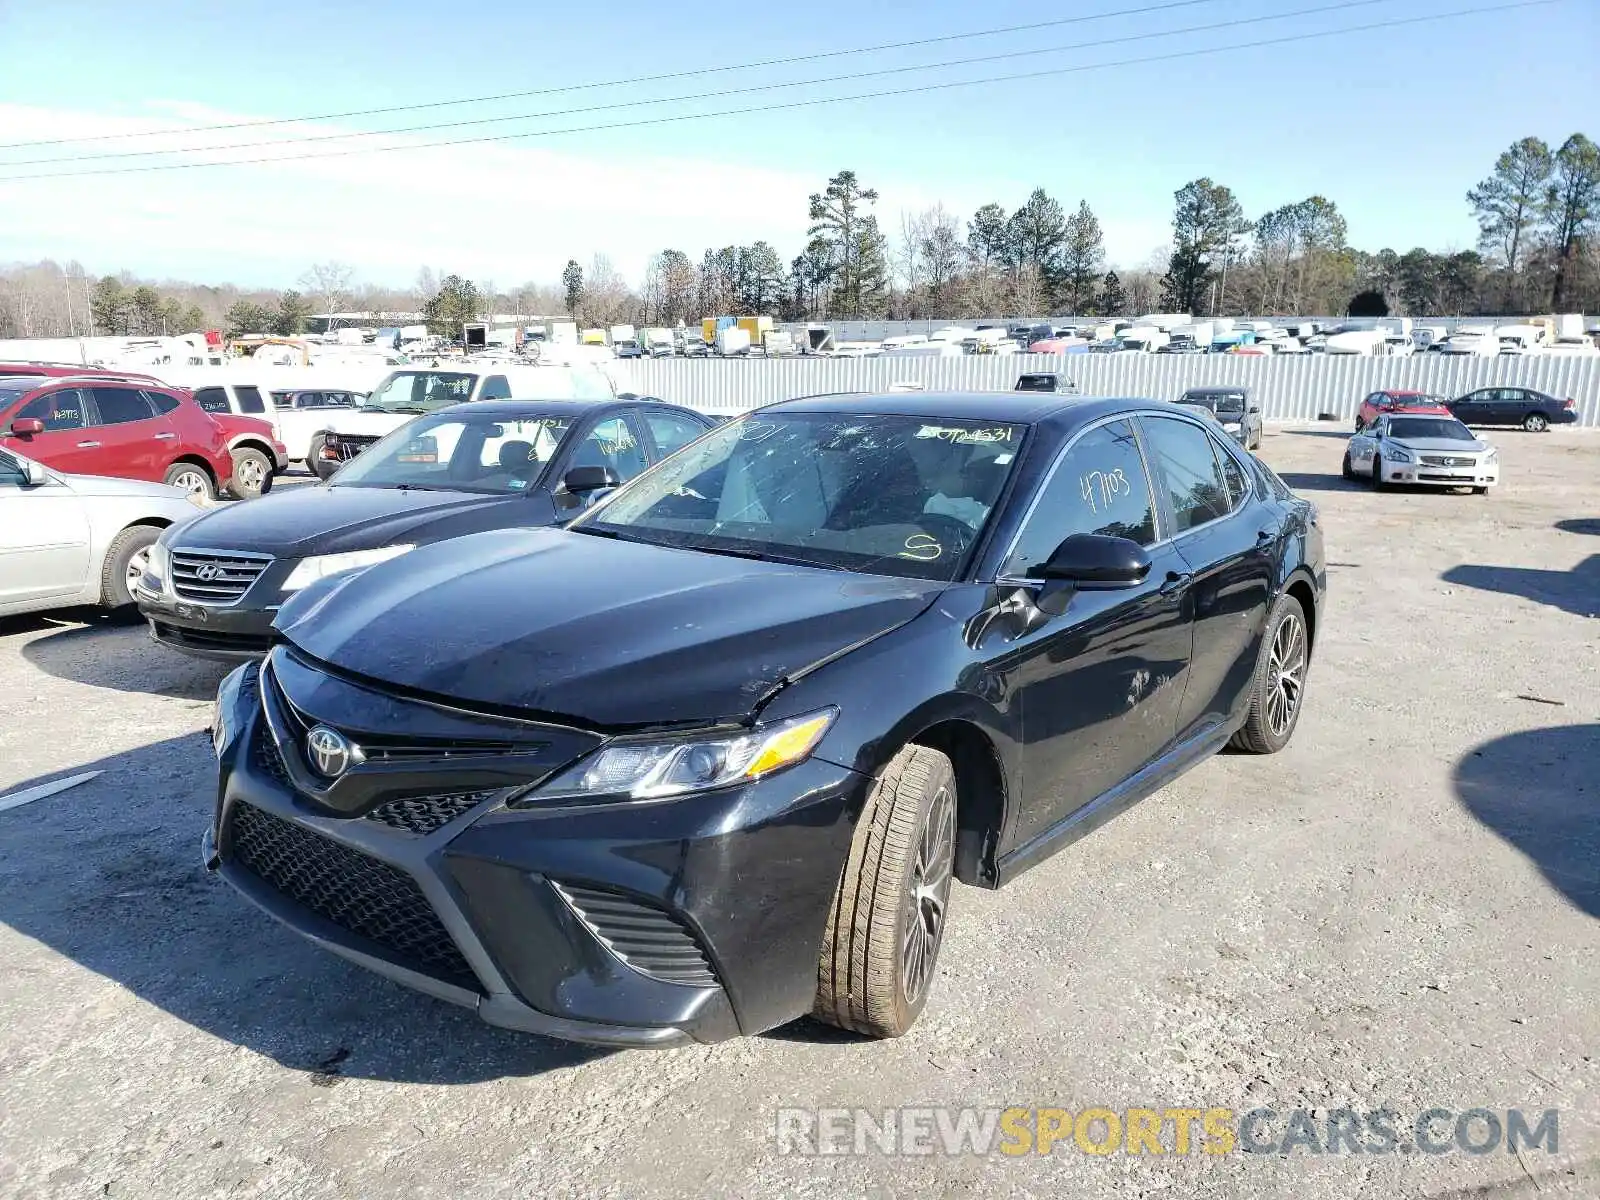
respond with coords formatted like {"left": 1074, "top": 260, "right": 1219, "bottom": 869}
{"left": 0, "top": 0, "right": 1394, "bottom": 168}
{"left": 0, "top": 0, "right": 1557, "bottom": 184}
{"left": 0, "top": 0, "right": 1235, "bottom": 151}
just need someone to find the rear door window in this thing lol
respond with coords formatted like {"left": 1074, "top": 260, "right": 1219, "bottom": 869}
{"left": 90, "top": 387, "right": 156, "bottom": 426}
{"left": 479, "top": 375, "right": 512, "bottom": 400}
{"left": 192, "top": 387, "right": 231, "bottom": 414}
{"left": 1142, "top": 415, "right": 1233, "bottom": 534}
{"left": 235, "top": 386, "right": 267, "bottom": 414}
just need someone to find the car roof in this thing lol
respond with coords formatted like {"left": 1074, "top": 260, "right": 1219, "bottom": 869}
{"left": 436, "top": 398, "right": 708, "bottom": 421}
{"left": 760, "top": 389, "right": 1165, "bottom": 427}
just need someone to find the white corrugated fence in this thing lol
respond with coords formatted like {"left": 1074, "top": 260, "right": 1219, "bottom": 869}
{"left": 626, "top": 355, "right": 1600, "bottom": 426}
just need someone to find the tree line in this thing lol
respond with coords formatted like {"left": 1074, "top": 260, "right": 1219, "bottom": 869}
{"left": 3, "top": 132, "right": 1594, "bottom": 342}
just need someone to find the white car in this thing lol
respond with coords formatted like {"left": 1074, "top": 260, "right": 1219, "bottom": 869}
{"left": 0, "top": 444, "right": 199, "bottom": 617}
{"left": 1342, "top": 414, "right": 1500, "bottom": 494}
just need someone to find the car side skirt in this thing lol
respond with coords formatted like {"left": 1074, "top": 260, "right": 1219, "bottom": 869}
{"left": 992, "top": 717, "right": 1238, "bottom": 887}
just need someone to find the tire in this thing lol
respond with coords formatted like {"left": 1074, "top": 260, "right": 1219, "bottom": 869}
{"left": 1472, "top": 486, "right": 1489, "bottom": 495}
{"left": 1353, "top": 417, "right": 1364, "bottom": 432}
{"left": 813, "top": 744, "right": 956, "bottom": 1038}
{"left": 1370, "top": 454, "right": 1386, "bottom": 489}
{"left": 308, "top": 435, "right": 340, "bottom": 481}
{"left": 1341, "top": 451, "right": 1356, "bottom": 480}
{"left": 226, "top": 448, "right": 274, "bottom": 500}
{"left": 1229, "top": 593, "right": 1311, "bottom": 754}
{"left": 163, "top": 462, "right": 215, "bottom": 502}
{"left": 1523, "top": 412, "right": 1548, "bottom": 433}
{"left": 100, "top": 525, "right": 160, "bottom": 609}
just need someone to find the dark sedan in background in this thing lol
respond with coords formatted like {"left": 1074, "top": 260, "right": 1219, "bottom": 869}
{"left": 1446, "top": 387, "right": 1578, "bottom": 432}
{"left": 137, "top": 398, "right": 713, "bottom": 659}
{"left": 1176, "top": 387, "right": 1262, "bottom": 449}
{"left": 204, "top": 392, "right": 1324, "bottom": 1048}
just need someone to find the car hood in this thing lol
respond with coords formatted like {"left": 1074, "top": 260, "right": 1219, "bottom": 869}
{"left": 1390, "top": 436, "right": 1489, "bottom": 453}
{"left": 321, "top": 409, "right": 420, "bottom": 435}
{"left": 169, "top": 484, "right": 552, "bottom": 557}
{"left": 276, "top": 527, "right": 945, "bottom": 728}
{"left": 60, "top": 471, "right": 192, "bottom": 501}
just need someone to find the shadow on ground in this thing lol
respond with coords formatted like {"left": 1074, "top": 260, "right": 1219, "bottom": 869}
{"left": 1277, "top": 427, "right": 1354, "bottom": 439}
{"left": 17, "top": 612, "right": 234, "bottom": 700}
{"left": 1554, "top": 518, "right": 1600, "bottom": 537}
{"left": 0, "top": 736, "right": 609, "bottom": 1083}
{"left": 1453, "top": 724, "right": 1600, "bottom": 919}
{"left": 1441, "top": 555, "right": 1600, "bottom": 619}
{"left": 1275, "top": 471, "right": 1369, "bottom": 493}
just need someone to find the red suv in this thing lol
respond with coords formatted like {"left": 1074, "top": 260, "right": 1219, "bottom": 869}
{"left": 0, "top": 375, "right": 236, "bottom": 500}
{"left": 1354, "top": 390, "right": 1452, "bottom": 431}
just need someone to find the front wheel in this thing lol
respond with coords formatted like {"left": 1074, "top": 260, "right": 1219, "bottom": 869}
{"left": 1523, "top": 413, "right": 1548, "bottom": 433}
{"left": 1370, "top": 454, "right": 1386, "bottom": 489}
{"left": 163, "top": 462, "right": 215, "bottom": 502}
{"left": 100, "top": 525, "right": 161, "bottom": 608}
{"left": 1341, "top": 451, "right": 1356, "bottom": 480}
{"left": 308, "top": 434, "right": 340, "bottom": 480}
{"left": 1472, "top": 486, "right": 1489, "bottom": 495}
{"left": 226, "top": 448, "right": 274, "bottom": 500}
{"left": 1230, "top": 593, "right": 1311, "bottom": 754}
{"left": 813, "top": 744, "right": 956, "bottom": 1038}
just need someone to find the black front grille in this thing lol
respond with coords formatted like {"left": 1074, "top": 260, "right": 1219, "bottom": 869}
{"left": 552, "top": 881, "right": 718, "bottom": 987}
{"left": 227, "top": 800, "right": 477, "bottom": 990}
{"left": 332, "top": 435, "right": 379, "bottom": 461}
{"left": 365, "top": 792, "right": 494, "bottom": 835}
{"left": 153, "top": 621, "right": 274, "bottom": 655}
{"left": 251, "top": 721, "right": 293, "bottom": 788}
{"left": 171, "top": 550, "right": 273, "bottom": 603}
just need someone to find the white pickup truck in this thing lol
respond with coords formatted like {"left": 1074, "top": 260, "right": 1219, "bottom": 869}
{"left": 311, "top": 362, "right": 624, "bottom": 479}
{"left": 188, "top": 382, "right": 366, "bottom": 467}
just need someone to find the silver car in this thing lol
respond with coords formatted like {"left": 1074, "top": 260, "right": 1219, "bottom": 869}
{"left": 1342, "top": 413, "right": 1500, "bottom": 493}
{"left": 0, "top": 444, "right": 200, "bottom": 618}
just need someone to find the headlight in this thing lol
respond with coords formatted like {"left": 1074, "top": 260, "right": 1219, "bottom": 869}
{"left": 281, "top": 545, "right": 414, "bottom": 591}
{"left": 519, "top": 708, "right": 838, "bottom": 806}
{"left": 144, "top": 540, "right": 171, "bottom": 592}
{"left": 1387, "top": 447, "right": 1414, "bottom": 463}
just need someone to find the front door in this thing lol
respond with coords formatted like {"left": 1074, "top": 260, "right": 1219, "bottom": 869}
{"left": 0, "top": 450, "right": 91, "bottom": 610}
{"left": 0, "top": 388, "right": 101, "bottom": 475}
{"left": 997, "top": 417, "right": 1196, "bottom": 849}
{"left": 1139, "top": 414, "right": 1278, "bottom": 740}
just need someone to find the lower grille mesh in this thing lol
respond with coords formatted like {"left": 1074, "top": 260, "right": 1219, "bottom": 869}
{"left": 365, "top": 792, "right": 494, "bottom": 835}
{"left": 553, "top": 881, "right": 718, "bottom": 987}
{"left": 227, "top": 801, "right": 477, "bottom": 990}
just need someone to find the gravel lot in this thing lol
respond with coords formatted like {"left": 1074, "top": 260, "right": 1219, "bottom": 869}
{"left": 1, "top": 426, "right": 1596, "bottom": 1199}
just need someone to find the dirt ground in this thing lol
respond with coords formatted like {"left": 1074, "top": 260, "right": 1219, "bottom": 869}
{"left": 1, "top": 425, "right": 1596, "bottom": 1199}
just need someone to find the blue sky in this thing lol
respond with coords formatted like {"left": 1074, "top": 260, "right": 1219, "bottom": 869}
{"left": 1, "top": 0, "right": 1595, "bottom": 289}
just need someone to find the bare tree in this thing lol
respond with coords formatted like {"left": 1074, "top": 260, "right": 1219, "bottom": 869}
{"left": 918, "top": 205, "right": 964, "bottom": 315}
{"left": 299, "top": 261, "right": 355, "bottom": 316}
{"left": 893, "top": 209, "right": 927, "bottom": 317}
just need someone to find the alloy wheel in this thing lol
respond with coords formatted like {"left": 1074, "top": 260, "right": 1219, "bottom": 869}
{"left": 235, "top": 457, "right": 267, "bottom": 492}
{"left": 125, "top": 548, "right": 150, "bottom": 594}
{"left": 1525, "top": 414, "right": 1547, "bottom": 432}
{"left": 1265, "top": 613, "right": 1307, "bottom": 738}
{"left": 900, "top": 782, "right": 955, "bottom": 1006}
{"left": 172, "top": 469, "right": 210, "bottom": 499}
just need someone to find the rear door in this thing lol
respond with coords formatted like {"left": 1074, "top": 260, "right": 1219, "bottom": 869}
{"left": 87, "top": 386, "right": 165, "bottom": 480}
{"left": 1140, "top": 413, "right": 1277, "bottom": 742}
{"left": 0, "top": 448, "right": 91, "bottom": 610}
{"left": 1482, "top": 388, "right": 1521, "bottom": 425}
{"left": 1, "top": 387, "right": 101, "bottom": 474}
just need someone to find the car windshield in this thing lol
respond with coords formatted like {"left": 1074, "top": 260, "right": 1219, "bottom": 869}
{"left": 1015, "top": 375, "right": 1058, "bottom": 392}
{"left": 1202, "top": 391, "right": 1247, "bottom": 412}
{"left": 361, "top": 371, "right": 477, "bottom": 414}
{"left": 1388, "top": 418, "right": 1474, "bottom": 441}
{"left": 0, "top": 381, "right": 35, "bottom": 405}
{"left": 576, "top": 412, "right": 1025, "bottom": 582}
{"left": 331, "top": 411, "right": 574, "bottom": 493}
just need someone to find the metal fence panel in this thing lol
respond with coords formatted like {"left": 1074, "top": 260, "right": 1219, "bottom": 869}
{"left": 628, "top": 354, "right": 1600, "bottom": 426}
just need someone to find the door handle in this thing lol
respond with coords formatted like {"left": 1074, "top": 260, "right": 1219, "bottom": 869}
{"left": 153, "top": 432, "right": 176, "bottom": 441}
{"left": 76, "top": 440, "right": 101, "bottom": 448}
{"left": 1158, "top": 571, "right": 1193, "bottom": 598}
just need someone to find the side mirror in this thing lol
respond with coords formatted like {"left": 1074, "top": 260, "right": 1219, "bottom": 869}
{"left": 22, "top": 459, "right": 49, "bottom": 486}
{"left": 7, "top": 418, "right": 45, "bottom": 437}
{"left": 1248, "top": 404, "right": 1261, "bottom": 414}
{"left": 562, "top": 465, "right": 621, "bottom": 494}
{"left": 1040, "top": 533, "right": 1153, "bottom": 588}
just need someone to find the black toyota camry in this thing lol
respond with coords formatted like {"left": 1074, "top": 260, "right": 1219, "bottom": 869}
{"left": 137, "top": 398, "right": 714, "bottom": 659}
{"left": 205, "top": 392, "right": 1325, "bottom": 1047}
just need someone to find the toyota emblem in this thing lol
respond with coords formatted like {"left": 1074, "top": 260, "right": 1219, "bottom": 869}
{"left": 195, "top": 563, "right": 221, "bottom": 582}
{"left": 306, "top": 726, "right": 358, "bottom": 778}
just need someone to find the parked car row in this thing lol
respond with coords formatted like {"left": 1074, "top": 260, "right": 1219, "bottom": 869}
{"left": 1355, "top": 387, "right": 1578, "bottom": 433}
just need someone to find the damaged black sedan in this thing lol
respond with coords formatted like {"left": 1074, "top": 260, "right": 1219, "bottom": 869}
{"left": 206, "top": 393, "right": 1325, "bottom": 1047}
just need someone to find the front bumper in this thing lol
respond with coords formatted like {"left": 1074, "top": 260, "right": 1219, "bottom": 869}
{"left": 1378, "top": 458, "right": 1499, "bottom": 488}
{"left": 205, "top": 656, "right": 868, "bottom": 1046}
{"left": 138, "top": 588, "right": 277, "bottom": 660}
